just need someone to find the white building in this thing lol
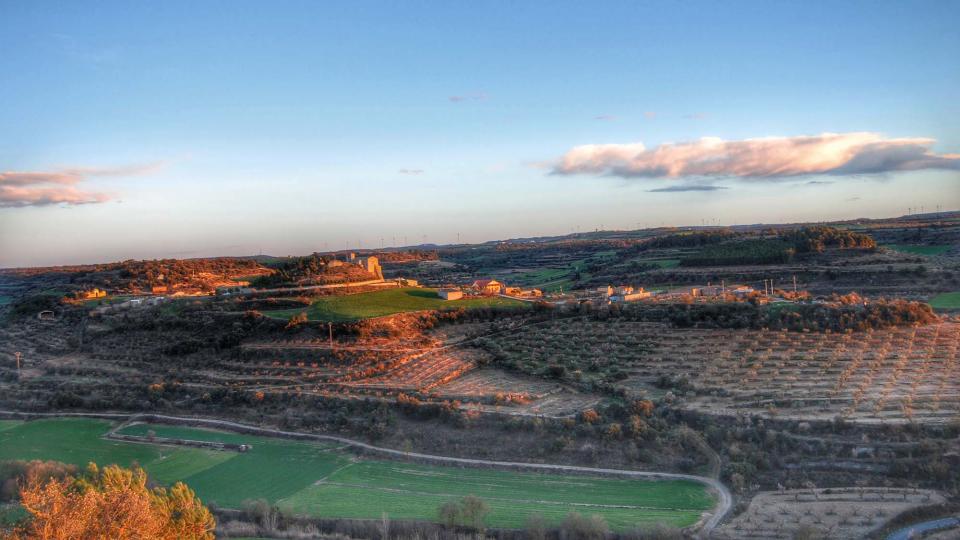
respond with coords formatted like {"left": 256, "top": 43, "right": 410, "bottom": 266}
{"left": 438, "top": 289, "right": 463, "bottom": 300}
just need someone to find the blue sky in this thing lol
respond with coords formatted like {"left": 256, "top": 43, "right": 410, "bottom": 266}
{"left": 1, "top": 1, "right": 958, "bottom": 266}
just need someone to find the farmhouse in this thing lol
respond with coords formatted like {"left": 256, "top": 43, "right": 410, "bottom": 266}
{"left": 437, "top": 289, "right": 463, "bottom": 301}
{"left": 151, "top": 285, "right": 168, "bottom": 294}
{"left": 470, "top": 279, "right": 503, "bottom": 295}
{"left": 609, "top": 288, "right": 651, "bottom": 303}
{"left": 37, "top": 310, "right": 55, "bottom": 321}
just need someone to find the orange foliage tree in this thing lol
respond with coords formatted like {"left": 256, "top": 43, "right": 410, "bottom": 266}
{"left": 4, "top": 463, "right": 214, "bottom": 540}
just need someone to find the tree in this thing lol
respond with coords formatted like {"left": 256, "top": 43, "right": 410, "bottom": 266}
{"left": 561, "top": 512, "right": 608, "bottom": 540}
{"left": 285, "top": 312, "right": 308, "bottom": 330}
{"left": 5, "top": 463, "right": 214, "bottom": 540}
{"left": 459, "top": 495, "right": 489, "bottom": 530}
{"left": 525, "top": 513, "right": 547, "bottom": 540}
{"left": 437, "top": 501, "right": 460, "bottom": 528}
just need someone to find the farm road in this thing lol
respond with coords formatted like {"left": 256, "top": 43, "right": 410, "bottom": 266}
{"left": 0, "top": 409, "right": 732, "bottom": 538}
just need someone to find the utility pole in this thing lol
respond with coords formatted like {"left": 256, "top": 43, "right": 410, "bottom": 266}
{"left": 328, "top": 323, "right": 333, "bottom": 349}
{"left": 793, "top": 275, "right": 798, "bottom": 293}
{"left": 14, "top": 352, "right": 21, "bottom": 380}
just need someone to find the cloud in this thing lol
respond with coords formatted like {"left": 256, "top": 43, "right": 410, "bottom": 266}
{"left": 448, "top": 92, "right": 487, "bottom": 103}
{"left": 594, "top": 115, "right": 617, "bottom": 121}
{"left": 806, "top": 180, "right": 833, "bottom": 185}
{"left": 647, "top": 185, "right": 728, "bottom": 192}
{"left": 643, "top": 111, "right": 657, "bottom": 119}
{"left": 0, "top": 163, "right": 162, "bottom": 208}
{"left": 551, "top": 132, "right": 960, "bottom": 180}
{"left": 683, "top": 112, "right": 709, "bottom": 120}
{"left": 398, "top": 168, "right": 424, "bottom": 175}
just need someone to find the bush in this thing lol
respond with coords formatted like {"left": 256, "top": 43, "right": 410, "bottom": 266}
{"left": 561, "top": 512, "right": 609, "bottom": 540}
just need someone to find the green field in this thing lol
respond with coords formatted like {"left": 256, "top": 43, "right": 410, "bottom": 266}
{"left": 0, "top": 419, "right": 714, "bottom": 531}
{"left": 263, "top": 287, "right": 528, "bottom": 322}
{"left": 0, "top": 295, "right": 12, "bottom": 306}
{"left": 930, "top": 292, "right": 960, "bottom": 309}
{"left": 885, "top": 244, "right": 952, "bottom": 256}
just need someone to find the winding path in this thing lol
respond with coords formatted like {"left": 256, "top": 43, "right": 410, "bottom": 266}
{"left": 0, "top": 409, "right": 732, "bottom": 537}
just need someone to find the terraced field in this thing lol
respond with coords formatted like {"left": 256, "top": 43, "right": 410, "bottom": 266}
{"left": 0, "top": 418, "right": 715, "bottom": 531}
{"left": 885, "top": 244, "right": 952, "bottom": 256}
{"left": 485, "top": 320, "right": 960, "bottom": 424}
{"left": 262, "top": 287, "right": 527, "bottom": 322}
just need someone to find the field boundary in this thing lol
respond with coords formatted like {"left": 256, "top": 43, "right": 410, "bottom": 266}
{"left": 0, "top": 409, "right": 732, "bottom": 537}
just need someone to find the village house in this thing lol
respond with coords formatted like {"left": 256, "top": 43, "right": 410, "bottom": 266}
{"left": 151, "top": 285, "right": 168, "bottom": 295}
{"left": 609, "top": 287, "right": 651, "bottom": 303}
{"left": 37, "top": 310, "right": 55, "bottom": 321}
{"left": 470, "top": 279, "right": 503, "bottom": 295}
{"left": 438, "top": 289, "right": 463, "bottom": 300}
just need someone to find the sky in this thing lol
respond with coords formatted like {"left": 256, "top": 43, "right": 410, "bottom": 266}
{"left": 1, "top": 1, "right": 959, "bottom": 267}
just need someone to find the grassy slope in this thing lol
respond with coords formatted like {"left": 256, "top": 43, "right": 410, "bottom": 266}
{"left": 0, "top": 419, "right": 714, "bottom": 531}
{"left": 0, "top": 419, "right": 234, "bottom": 485}
{"left": 930, "top": 292, "right": 960, "bottom": 309}
{"left": 263, "top": 287, "right": 528, "bottom": 322}
{"left": 283, "top": 461, "right": 711, "bottom": 528}
{"left": 886, "top": 244, "right": 951, "bottom": 256}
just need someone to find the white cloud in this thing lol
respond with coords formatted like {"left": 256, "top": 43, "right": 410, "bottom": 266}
{"left": 551, "top": 133, "right": 960, "bottom": 179}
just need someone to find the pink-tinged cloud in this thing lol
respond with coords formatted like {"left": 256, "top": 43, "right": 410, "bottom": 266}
{"left": 551, "top": 133, "right": 960, "bottom": 179}
{"left": 0, "top": 185, "right": 110, "bottom": 207}
{"left": 0, "top": 163, "right": 162, "bottom": 208}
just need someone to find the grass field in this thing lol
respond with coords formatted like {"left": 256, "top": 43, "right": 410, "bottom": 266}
{"left": 885, "top": 244, "right": 952, "bottom": 256}
{"left": 930, "top": 292, "right": 960, "bottom": 309}
{"left": 263, "top": 287, "right": 528, "bottom": 322}
{"left": 0, "top": 419, "right": 714, "bottom": 531}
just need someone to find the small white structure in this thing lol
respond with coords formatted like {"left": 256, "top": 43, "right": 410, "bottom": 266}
{"left": 438, "top": 289, "right": 463, "bottom": 301}
{"left": 37, "top": 310, "right": 55, "bottom": 321}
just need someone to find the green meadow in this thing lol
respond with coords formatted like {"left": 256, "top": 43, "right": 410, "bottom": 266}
{"left": 0, "top": 419, "right": 714, "bottom": 530}
{"left": 930, "top": 292, "right": 960, "bottom": 309}
{"left": 263, "top": 287, "right": 528, "bottom": 322}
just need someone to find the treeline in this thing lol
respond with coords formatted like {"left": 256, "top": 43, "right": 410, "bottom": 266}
{"left": 118, "top": 258, "right": 267, "bottom": 287}
{"left": 640, "top": 298, "right": 936, "bottom": 332}
{"left": 681, "top": 238, "right": 794, "bottom": 266}
{"left": 680, "top": 226, "right": 876, "bottom": 267}
{"left": 252, "top": 254, "right": 372, "bottom": 287}
{"left": 643, "top": 230, "right": 738, "bottom": 249}
{"left": 784, "top": 225, "right": 877, "bottom": 253}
